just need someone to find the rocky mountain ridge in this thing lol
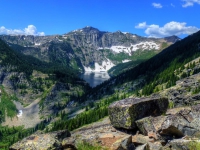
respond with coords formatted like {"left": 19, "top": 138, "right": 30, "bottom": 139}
{"left": 0, "top": 26, "right": 180, "bottom": 72}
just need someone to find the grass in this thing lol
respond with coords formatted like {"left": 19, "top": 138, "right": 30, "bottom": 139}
{"left": 168, "top": 101, "right": 175, "bottom": 109}
{"left": 188, "top": 141, "right": 200, "bottom": 150}
{"left": 76, "top": 141, "right": 108, "bottom": 150}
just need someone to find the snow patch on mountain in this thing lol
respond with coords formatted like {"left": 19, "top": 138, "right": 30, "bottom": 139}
{"left": 98, "top": 41, "right": 160, "bottom": 56}
{"left": 83, "top": 59, "right": 115, "bottom": 72}
{"left": 35, "top": 43, "right": 41, "bottom": 46}
{"left": 122, "top": 59, "right": 131, "bottom": 63}
{"left": 122, "top": 32, "right": 129, "bottom": 34}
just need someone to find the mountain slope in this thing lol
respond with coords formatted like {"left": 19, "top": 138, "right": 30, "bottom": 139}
{"left": 86, "top": 30, "right": 200, "bottom": 101}
{"left": 0, "top": 39, "right": 90, "bottom": 124}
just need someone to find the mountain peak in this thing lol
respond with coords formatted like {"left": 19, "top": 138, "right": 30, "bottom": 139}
{"left": 82, "top": 26, "right": 99, "bottom": 32}
{"left": 67, "top": 26, "right": 101, "bottom": 34}
{"left": 164, "top": 35, "right": 181, "bottom": 43}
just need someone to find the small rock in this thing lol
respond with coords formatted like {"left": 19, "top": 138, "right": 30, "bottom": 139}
{"left": 111, "top": 135, "right": 133, "bottom": 150}
{"left": 132, "top": 134, "right": 151, "bottom": 145}
{"left": 111, "top": 129, "right": 117, "bottom": 132}
{"left": 62, "top": 138, "right": 77, "bottom": 150}
{"left": 135, "top": 144, "right": 147, "bottom": 150}
{"left": 147, "top": 142, "right": 163, "bottom": 150}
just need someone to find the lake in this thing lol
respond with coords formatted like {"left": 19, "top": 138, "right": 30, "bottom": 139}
{"left": 80, "top": 72, "right": 110, "bottom": 87}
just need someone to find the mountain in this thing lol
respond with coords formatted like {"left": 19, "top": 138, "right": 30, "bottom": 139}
{"left": 0, "top": 27, "right": 186, "bottom": 149}
{"left": 0, "top": 26, "right": 180, "bottom": 74}
{"left": 8, "top": 28, "right": 200, "bottom": 149}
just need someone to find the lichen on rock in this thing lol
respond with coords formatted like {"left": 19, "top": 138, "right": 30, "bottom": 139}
{"left": 108, "top": 97, "right": 168, "bottom": 129}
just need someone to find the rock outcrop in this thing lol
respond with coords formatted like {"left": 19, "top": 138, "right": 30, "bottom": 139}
{"left": 160, "top": 104, "right": 200, "bottom": 138}
{"left": 108, "top": 97, "right": 168, "bottom": 129}
{"left": 10, "top": 130, "right": 70, "bottom": 150}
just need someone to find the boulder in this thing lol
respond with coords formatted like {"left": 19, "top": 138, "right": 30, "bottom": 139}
{"left": 160, "top": 104, "right": 200, "bottom": 138}
{"left": 108, "top": 97, "right": 168, "bottom": 129}
{"left": 111, "top": 135, "right": 135, "bottom": 150}
{"left": 10, "top": 130, "right": 70, "bottom": 150}
{"left": 62, "top": 138, "right": 77, "bottom": 150}
{"left": 135, "top": 116, "right": 166, "bottom": 140}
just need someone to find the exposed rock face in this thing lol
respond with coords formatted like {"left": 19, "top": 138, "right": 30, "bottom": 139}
{"left": 10, "top": 130, "right": 70, "bottom": 150}
{"left": 41, "top": 82, "right": 71, "bottom": 116}
{"left": 0, "top": 65, "right": 41, "bottom": 104}
{"left": 158, "top": 73, "right": 200, "bottom": 107}
{"left": 108, "top": 97, "right": 168, "bottom": 129}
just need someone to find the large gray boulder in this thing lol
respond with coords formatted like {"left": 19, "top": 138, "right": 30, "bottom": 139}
{"left": 160, "top": 104, "right": 200, "bottom": 138}
{"left": 108, "top": 97, "right": 168, "bottom": 129}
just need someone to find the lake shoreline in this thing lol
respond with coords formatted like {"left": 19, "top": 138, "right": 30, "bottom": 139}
{"left": 80, "top": 71, "right": 110, "bottom": 87}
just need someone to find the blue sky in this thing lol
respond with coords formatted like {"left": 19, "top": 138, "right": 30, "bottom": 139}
{"left": 0, "top": 0, "right": 199, "bottom": 38}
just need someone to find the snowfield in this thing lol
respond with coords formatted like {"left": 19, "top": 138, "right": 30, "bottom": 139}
{"left": 98, "top": 41, "right": 160, "bottom": 56}
{"left": 17, "top": 110, "right": 23, "bottom": 117}
{"left": 35, "top": 43, "right": 41, "bottom": 46}
{"left": 83, "top": 59, "right": 115, "bottom": 72}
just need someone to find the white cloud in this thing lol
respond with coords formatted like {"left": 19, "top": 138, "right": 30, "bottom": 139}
{"left": 182, "top": 0, "right": 200, "bottom": 7}
{"left": 135, "top": 21, "right": 199, "bottom": 37}
{"left": 0, "top": 25, "right": 45, "bottom": 36}
{"left": 135, "top": 22, "right": 148, "bottom": 29}
{"left": 152, "top": 3, "right": 163, "bottom": 8}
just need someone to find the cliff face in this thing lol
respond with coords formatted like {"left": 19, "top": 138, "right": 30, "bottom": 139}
{"left": 0, "top": 26, "right": 180, "bottom": 72}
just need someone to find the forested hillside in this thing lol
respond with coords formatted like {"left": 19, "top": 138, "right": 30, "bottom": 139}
{"left": 0, "top": 39, "right": 90, "bottom": 149}
{"left": 88, "top": 31, "right": 200, "bottom": 100}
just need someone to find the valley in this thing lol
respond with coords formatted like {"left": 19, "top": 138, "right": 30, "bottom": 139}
{"left": 1, "top": 26, "right": 200, "bottom": 150}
